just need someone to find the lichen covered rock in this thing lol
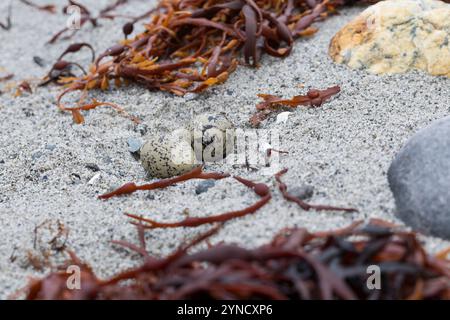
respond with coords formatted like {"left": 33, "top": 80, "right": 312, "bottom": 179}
{"left": 329, "top": 0, "right": 450, "bottom": 77}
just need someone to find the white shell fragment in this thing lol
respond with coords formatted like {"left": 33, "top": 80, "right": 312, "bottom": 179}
{"left": 276, "top": 112, "right": 291, "bottom": 124}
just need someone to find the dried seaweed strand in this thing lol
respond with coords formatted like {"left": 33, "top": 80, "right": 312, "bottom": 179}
{"left": 275, "top": 168, "right": 357, "bottom": 212}
{"left": 19, "top": 0, "right": 56, "bottom": 13}
{"left": 125, "top": 176, "right": 271, "bottom": 228}
{"left": 98, "top": 166, "right": 230, "bottom": 199}
{"left": 250, "top": 85, "right": 341, "bottom": 126}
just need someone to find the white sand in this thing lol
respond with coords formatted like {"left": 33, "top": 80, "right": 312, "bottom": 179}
{"left": 1, "top": 1, "right": 450, "bottom": 298}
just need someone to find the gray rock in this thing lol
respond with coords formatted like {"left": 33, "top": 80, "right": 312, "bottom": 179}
{"left": 388, "top": 116, "right": 450, "bottom": 239}
{"left": 289, "top": 185, "right": 314, "bottom": 200}
{"left": 195, "top": 180, "right": 216, "bottom": 195}
{"left": 127, "top": 137, "right": 142, "bottom": 154}
{"left": 45, "top": 144, "right": 56, "bottom": 151}
{"left": 31, "top": 151, "right": 43, "bottom": 160}
{"left": 184, "top": 93, "right": 199, "bottom": 101}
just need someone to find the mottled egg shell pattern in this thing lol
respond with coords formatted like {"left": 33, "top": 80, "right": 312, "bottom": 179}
{"left": 140, "top": 129, "right": 197, "bottom": 178}
{"left": 190, "top": 113, "right": 235, "bottom": 163}
{"left": 329, "top": 0, "right": 450, "bottom": 77}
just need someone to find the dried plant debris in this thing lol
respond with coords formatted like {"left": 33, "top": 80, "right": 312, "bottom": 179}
{"left": 98, "top": 166, "right": 230, "bottom": 199}
{"left": 24, "top": 220, "right": 450, "bottom": 300}
{"left": 19, "top": 0, "right": 56, "bottom": 13}
{"left": 11, "top": 220, "right": 69, "bottom": 271}
{"left": 99, "top": 166, "right": 354, "bottom": 228}
{"left": 125, "top": 175, "right": 271, "bottom": 229}
{"left": 250, "top": 86, "right": 341, "bottom": 127}
{"left": 42, "top": 0, "right": 363, "bottom": 123}
{"left": 275, "top": 168, "right": 356, "bottom": 212}
{"left": 0, "top": 3, "right": 12, "bottom": 31}
{"left": 0, "top": 73, "right": 14, "bottom": 82}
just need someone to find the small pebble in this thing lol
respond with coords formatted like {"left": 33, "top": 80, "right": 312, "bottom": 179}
{"left": 127, "top": 137, "right": 142, "bottom": 154}
{"left": 290, "top": 185, "right": 314, "bottom": 200}
{"left": 45, "top": 144, "right": 56, "bottom": 151}
{"left": 184, "top": 93, "right": 198, "bottom": 101}
{"left": 33, "top": 56, "right": 46, "bottom": 67}
{"left": 32, "top": 151, "right": 43, "bottom": 161}
{"left": 85, "top": 163, "right": 100, "bottom": 172}
{"left": 195, "top": 180, "right": 216, "bottom": 195}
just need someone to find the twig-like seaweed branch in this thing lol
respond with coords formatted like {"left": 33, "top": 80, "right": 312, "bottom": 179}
{"left": 125, "top": 176, "right": 271, "bottom": 228}
{"left": 275, "top": 168, "right": 357, "bottom": 212}
{"left": 99, "top": 166, "right": 230, "bottom": 199}
{"left": 19, "top": 0, "right": 56, "bottom": 13}
{"left": 250, "top": 86, "right": 341, "bottom": 126}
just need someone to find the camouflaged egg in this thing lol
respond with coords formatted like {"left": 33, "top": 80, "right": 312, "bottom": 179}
{"left": 140, "top": 129, "right": 197, "bottom": 178}
{"left": 190, "top": 113, "right": 235, "bottom": 163}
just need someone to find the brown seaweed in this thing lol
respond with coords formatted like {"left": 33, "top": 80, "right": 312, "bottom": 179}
{"left": 125, "top": 175, "right": 271, "bottom": 229}
{"left": 250, "top": 86, "right": 341, "bottom": 126}
{"left": 99, "top": 166, "right": 230, "bottom": 199}
{"left": 275, "top": 168, "right": 357, "bottom": 212}
{"left": 19, "top": 0, "right": 56, "bottom": 13}
{"left": 44, "top": 0, "right": 350, "bottom": 123}
{"left": 24, "top": 220, "right": 450, "bottom": 300}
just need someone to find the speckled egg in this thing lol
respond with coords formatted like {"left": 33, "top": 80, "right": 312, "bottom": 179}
{"left": 140, "top": 129, "right": 197, "bottom": 178}
{"left": 190, "top": 113, "right": 235, "bottom": 163}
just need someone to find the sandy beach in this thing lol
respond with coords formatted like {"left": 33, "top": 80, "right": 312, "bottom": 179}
{"left": 1, "top": 0, "right": 450, "bottom": 298}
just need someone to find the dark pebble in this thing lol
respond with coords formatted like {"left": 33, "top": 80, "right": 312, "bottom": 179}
{"left": 195, "top": 180, "right": 216, "bottom": 195}
{"left": 85, "top": 163, "right": 100, "bottom": 172}
{"left": 289, "top": 185, "right": 314, "bottom": 200}
{"left": 33, "top": 56, "right": 46, "bottom": 67}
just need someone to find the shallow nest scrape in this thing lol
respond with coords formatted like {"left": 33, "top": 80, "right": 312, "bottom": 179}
{"left": 24, "top": 220, "right": 450, "bottom": 300}
{"left": 47, "top": 0, "right": 366, "bottom": 123}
